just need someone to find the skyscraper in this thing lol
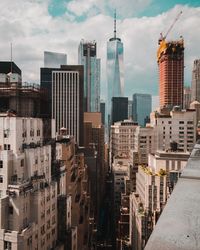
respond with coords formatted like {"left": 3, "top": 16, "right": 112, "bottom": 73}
{"left": 132, "top": 93, "right": 152, "bottom": 127}
{"left": 157, "top": 39, "right": 184, "bottom": 108}
{"left": 44, "top": 51, "right": 67, "bottom": 68}
{"left": 191, "top": 59, "right": 200, "bottom": 102}
{"left": 41, "top": 52, "right": 67, "bottom": 118}
{"left": 107, "top": 11, "right": 124, "bottom": 125}
{"left": 78, "top": 40, "right": 100, "bottom": 112}
{"left": 52, "top": 65, "right": 84, "bottom": 145}
{"left": 111, "top": 97, "right": 128, "bottom": 124}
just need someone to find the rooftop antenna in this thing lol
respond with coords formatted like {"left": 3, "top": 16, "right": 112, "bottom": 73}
{"left": 114, "top": 9, "right": 116, "bottom": 39}
{"left": 10, "top": 43, "right": 12, "bottom": 73}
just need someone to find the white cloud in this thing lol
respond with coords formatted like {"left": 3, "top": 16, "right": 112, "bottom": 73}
{"left": 67, "top": 0, "right": 152, "bottom": 18}
{"left": 0, "top": 1, "right": 199, "bottom": 99}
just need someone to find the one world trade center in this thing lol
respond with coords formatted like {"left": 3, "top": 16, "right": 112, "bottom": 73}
{"left": 107, "top": 11, "right": 124, "bottom": 126}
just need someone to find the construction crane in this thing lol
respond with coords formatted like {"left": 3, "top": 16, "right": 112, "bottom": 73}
{"left": 157, "top": 11, "right": 183, "bottom": 61}
{"left": 159, "top": 11, "right": 183, "bottom": 44}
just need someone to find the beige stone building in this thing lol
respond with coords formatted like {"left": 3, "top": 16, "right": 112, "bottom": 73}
{"left": 0, "top": 115, "right": 57, "bottom": 250}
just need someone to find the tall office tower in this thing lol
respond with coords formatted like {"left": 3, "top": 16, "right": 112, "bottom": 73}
{"left": 0, "top": 116, "right": 58, "bottom": 249}
{"left": 157, "top": 39, "right": 184, "bottom": 108}
{"left": 44, "top": 51, "right": 67, "bottom": 68}
{"left": 107, "top": 11, "right": 124, "bottom": 125}
{"left": 78, "top": 40, "right": 100, "bottom": 112}
{"left": 183, "top": 86, "right": 191, "bottom": 109}
{"left": 100, "top": 101, "right": 105, "bottom": 125}
{"left": 41, "top": 53, "right": 67, "bottom": 118}
{"left": 132, "top": 93, "right": 152, "bottom": 127}
{"left": 111, "top": 97, "right": 128, "bottom": 124}
{"left": 51, "top": 65, "right": 84, "bottom": 145}
{"left": 191, "top": 59, "right": 200, "bottom": 102}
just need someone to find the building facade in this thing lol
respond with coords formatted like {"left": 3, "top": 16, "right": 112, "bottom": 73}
{"left": 183, "top": 86, "right": 191, "bottom": 109}
{"left": 78, "top": 40, "right": 100, "bottom": 112}
{"left": 110, "top": 120, "right": 138, "bottom": 162}
{"left": 0, "top": 116, "right": 58, "bottom": 250}
{"left": 100, "top": 101, "right": 105, "bottom": 125}
{"left": 132, "top": 94, "right": 152, "bottom": 127}
{"left": 191, "top": 59, "right": 200, "bottom": 102}
{"left": 129, "top": 149, "right": 190, "bottom": 250}
{"left": 157, "top": 39, "right": 184, "bottom": 109}
{"left": 50, "top": 65, "right": 84, "bottom": 145}
{"left": 150, "top": 107, "right": 196, "bottom": 152}
{"left": 111, "top": 97, "right": 128, "bottom": 125}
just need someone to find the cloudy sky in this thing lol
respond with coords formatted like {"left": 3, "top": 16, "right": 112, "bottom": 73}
{"left": 0, "top": 0, "right": 200, "bottom": 100}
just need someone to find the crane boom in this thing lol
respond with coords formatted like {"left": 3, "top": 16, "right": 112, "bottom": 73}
{"left": 164, "top": 11, "right": 183, "bottom": 39}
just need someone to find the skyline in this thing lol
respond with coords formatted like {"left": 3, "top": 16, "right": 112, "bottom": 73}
{"left": 0, "top": 0, "right": 200, "bottom": 99}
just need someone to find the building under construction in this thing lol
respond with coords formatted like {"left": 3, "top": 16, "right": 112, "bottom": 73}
{"left": 157, "top": 39, "right": 184, "bottom": 109}
{"left": 0, "top": 61, "right": 47, "bottom": 117}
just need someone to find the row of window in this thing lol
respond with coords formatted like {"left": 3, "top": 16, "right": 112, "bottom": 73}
{"left": 22, "top": 129, "right": 41, "bottom": 138}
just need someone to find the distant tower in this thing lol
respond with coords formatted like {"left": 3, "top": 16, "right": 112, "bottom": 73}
{"left": 111, "top": 97, "right": 128, "bottom": 125}
{"left": 157, "top": 39, "right": 184, "bottom": 109}
{"left": 132, "top": 93, "right": 152, "bottom": 127}
{"left": 78, "top": 40, "right": 100, "bottom": 112}
{"left": 44, "top": 51, "right": 67, "bottom": 68}
{"left": 107, "top": 10, "right": 124, "bottom": 125}
{"left": 191, "top": 59, "right": 200, "bottom": 102}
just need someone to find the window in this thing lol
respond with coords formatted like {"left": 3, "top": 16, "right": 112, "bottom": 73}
{"left": 0, "top": 176, "right": 3, "bottom": 183}
{"left": 4, "top": 144, "right": 10, "bottom": 150}
{"left": 21, "top": 159, "right": 24, "bottom": 167}
{"left": 30, "top": 130, "right": 34, "bottom": 137}
{"left": 4, "top": 129, "right": 9, "bottom": 138}
{"left": 4, "top": 241, "right": 12, "bottom": 250}
{"left": 179, "top": 121, "right": 184, "bottom": 124}
{"left": 52, "top": 228, "right": 55, "bottom": 235}
{"left": 9, "top": 206, "right": 13, "bottom": 214}
{"left": 0, "top": 160, "right": 3, "bottom": 168}
{"left": 41, "top": 225, "right": 45, "bottom": 235}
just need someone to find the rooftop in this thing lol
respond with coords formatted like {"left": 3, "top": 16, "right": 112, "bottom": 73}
{"left": 145, "top": 140, "right": 200, "bottom": 250}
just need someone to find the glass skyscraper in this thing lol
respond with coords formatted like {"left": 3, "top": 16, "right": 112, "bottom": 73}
{"left": 44, "top": 51, "right": 67, "bottom": 68}
{"left": 78, "top": 40, "right": 100, "bottom": 112}
{"left": 107, "top": 13, "right": 124, "bottom": 125}
{"left": 132, "top": 93, "right": 152, "bottom": 127}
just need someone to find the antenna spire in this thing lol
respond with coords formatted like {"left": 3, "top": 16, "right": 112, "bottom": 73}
{"left": 114, "top": 9, "right": 116, "bottom": 39}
